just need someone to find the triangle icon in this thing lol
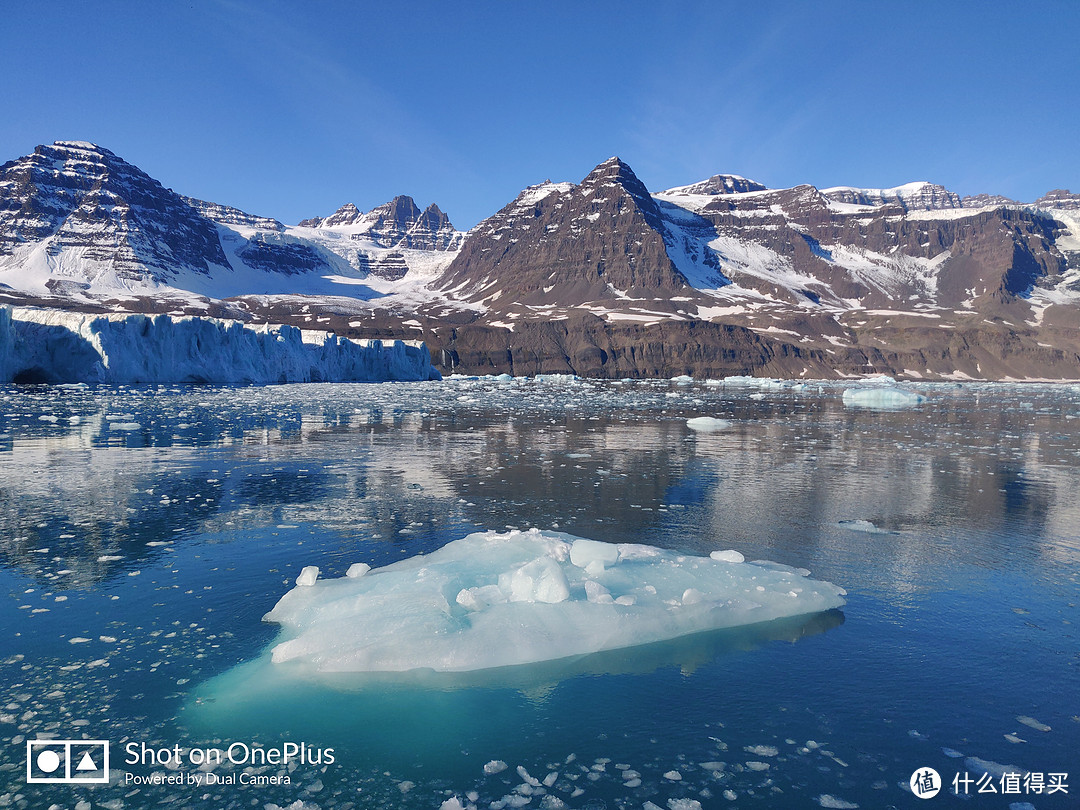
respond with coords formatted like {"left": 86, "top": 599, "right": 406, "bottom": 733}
{"left": 76, "top": 751, "right": 97, "bottom": 771}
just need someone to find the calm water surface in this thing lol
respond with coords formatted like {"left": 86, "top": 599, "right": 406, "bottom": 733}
{"left": 1, "top": 377, "right": 1077, "bottom": 809}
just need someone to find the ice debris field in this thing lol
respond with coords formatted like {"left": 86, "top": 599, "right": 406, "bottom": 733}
{"left": 263, "top": 529, "right": 847, "bottom": 674}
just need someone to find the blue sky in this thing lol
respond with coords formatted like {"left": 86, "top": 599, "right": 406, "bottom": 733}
{"left": 3, "top": 0, "right": 1077, "bottom": 228}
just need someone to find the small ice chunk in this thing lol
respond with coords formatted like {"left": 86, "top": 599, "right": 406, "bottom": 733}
{"left": 838, "top": 519, "right": 891, "bottom": 534}
{"left": 1015, "top": 715, "right": 1051, "bottom": 732}
{"left": 686, "top": 416, "right": 731, "bottom": 432}
{"left": 584, "top": 580, "right": 613, "bottom": 604}
{"left": 584, "top": 559, "right": 607, "bottom": 577}
{"left": 682, "top": 588, "right": 704, "bottom": 605}
{"left": 346, "top": 563, "right": 370, "bottom": 578}
{"left": 710, "top": 550, "right": 744, "bottom": 563}
{"left": 744, "top": 745, "right": 778, "bottom": 757}
{"left": 295, "top": 566, "right": 319, "bottom": 587}
{"left": 667, "top": 800, "right": 702, "bottom": 810}
{"left": 842, "top": 387, "right": 925, "bottom": 409}
{"left": 746, "top": 761, "right": 770, "bottom": 771}
{"left": 440, "top": 799, "right": 465, "bottom": 810}
{"left": 663, "top": 770, "right": 682, "bottom": 781}
{"left": 816, "top": 796, "right": 858, "bottom": 809}
{"left": 456, "top": 588, "right": 486, "bottom": 611}
{"left": 517, "top": 765, "right": 541, "bottom": 786}
{"left": 503, "top": 557, "right": 570, "bottom": 603}
{"left": 1004, "top": 734, "right": 1026, "bottom": 744}
{"left": 484, "top": 760, "right": 508, "bottom": 775}
{"left": 570, "top": 538, "right": 619, "bottom": 570}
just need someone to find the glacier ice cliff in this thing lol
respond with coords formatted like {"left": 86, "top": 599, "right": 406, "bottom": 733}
{"left": 0, "top": 306, "right": 440, "bottom": 384}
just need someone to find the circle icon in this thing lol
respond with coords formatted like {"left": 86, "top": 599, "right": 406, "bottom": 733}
{"left": 910, "top": 767, "right": 941, "bottom": 799}
{"left": 36, "top": 749, "right": 61, "bottom": 774}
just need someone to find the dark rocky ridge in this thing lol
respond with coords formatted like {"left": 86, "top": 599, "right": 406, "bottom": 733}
{"left": 439, "top": 158, "right": 691, "bottom": 305}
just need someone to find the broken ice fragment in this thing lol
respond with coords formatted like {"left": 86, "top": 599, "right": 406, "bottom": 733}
{"left": 346, "top": 563, "right": 370, "bottom": 578}
{"left": 295, "top": 566, "right": 319, "bottom": 587}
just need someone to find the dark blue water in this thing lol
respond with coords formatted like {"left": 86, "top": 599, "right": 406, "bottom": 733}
{"left": 1, "top": 377, "right": 1077, "bottom": 809}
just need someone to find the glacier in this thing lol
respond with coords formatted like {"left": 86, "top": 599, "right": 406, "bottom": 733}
{"left": 0, "top": 306, "right": 439, "bottom": 384}
{"left": 261, "top": 528, "right": 846, "bottom": 674}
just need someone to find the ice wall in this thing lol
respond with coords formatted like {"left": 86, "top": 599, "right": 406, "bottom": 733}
{"left": 0, "top": 306, "right": 440, "bottom": 384}
{"left": 263, "top": 529, "right": 847, "bottom": 674}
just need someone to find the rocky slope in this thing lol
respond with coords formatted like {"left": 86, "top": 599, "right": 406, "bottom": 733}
{"left": 1, "top": 140, "right": 1078, "bottom": 380}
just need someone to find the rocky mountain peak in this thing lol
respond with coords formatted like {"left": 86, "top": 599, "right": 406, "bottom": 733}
{"left": 365, "top": 195, "right": 461, "bottom": 251}
{"left": 1036, "top": 189, "right": 1080, "bottom": 211}
{"left": 961, "top": 193, "right": 1019, "bottom": 209}
{"left": 0, "top": 140, "right": 229, "bottom": 287}
{"left": 577, "top": 156, "right": 665, "bottom": 231}
{"left": 299, "top": 202, "right": 363, "bottom": 228}
{"left": 821, "top": 181, "right": 962, "bottom": 211}
{"left": 664, "top": 174, "right": 769, "bottom": 196}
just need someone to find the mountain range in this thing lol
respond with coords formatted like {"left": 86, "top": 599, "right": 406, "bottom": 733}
{"left": 1, "top": 140, "right": 1078, "bottom": 380}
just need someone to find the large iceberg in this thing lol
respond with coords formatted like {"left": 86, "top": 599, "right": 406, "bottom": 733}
{"left": 262, "top": 529, "right": 846, "bottom": 674}
{"left": 0, "top": 306, "right": 439, "bottom": 383}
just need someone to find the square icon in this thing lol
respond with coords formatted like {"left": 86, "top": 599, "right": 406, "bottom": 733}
{"left": 26, "top": 739, "right": 109, "bottom": 784}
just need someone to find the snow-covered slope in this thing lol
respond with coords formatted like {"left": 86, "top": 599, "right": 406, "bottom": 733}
{"left": 0, "top": 306, "right": 440, "bottom": 384}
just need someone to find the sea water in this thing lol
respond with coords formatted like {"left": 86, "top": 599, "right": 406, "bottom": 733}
{"left": 1, "top": 377, "right": 1077, "bottom": 808}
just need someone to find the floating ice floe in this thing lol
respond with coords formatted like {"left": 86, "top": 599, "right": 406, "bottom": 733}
{"left": 837, "top": 519, "right": 893, "bottom": 535}
{"left": 686, "top": 416, "right": 732, "bottom": 432}
{"left": 263, "top": 529, "right": 846, "bottom": 674}
{"left": 841, "top": 387, "right": 926, "bottom": 409}
{"left": 1015, "top": 715, "right": 1051, "bottom": 732}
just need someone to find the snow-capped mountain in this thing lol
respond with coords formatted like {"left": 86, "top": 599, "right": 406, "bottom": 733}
{"left": 0, "top": 141, "right": 464, "bottom": 309}
{"left": 0, "top": 141, "right": 234, "bottom": 298}
{"left": 293, "top": 195, "right": 463, "bottom": 282}
{"left": 1, "top": 140, "right": 1078, "bottom": 380}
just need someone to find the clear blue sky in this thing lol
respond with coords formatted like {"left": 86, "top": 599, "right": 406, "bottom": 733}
{"left": 3, "top": 0, "right": 1077, "bottom": 228}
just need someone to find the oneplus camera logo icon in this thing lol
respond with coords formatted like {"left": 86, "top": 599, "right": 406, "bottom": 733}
{"left": 26, "top": 739, "right": 110, "bottom": 784}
